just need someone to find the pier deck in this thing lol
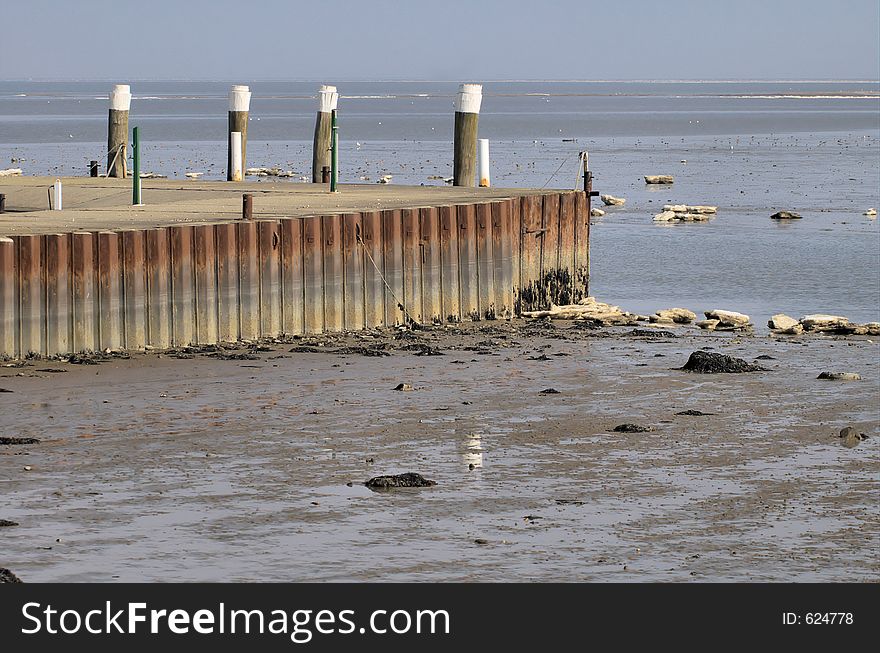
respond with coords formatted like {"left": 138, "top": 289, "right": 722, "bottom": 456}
{"left": 0, "top": 178, "right": 590, "bottom": 358}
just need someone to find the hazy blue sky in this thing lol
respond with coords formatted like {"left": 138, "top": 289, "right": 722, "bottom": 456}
{"left": 1, "top": 0, "right": 878, "bottom": 81}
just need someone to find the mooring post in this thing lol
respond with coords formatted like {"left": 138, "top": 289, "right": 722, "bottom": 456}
{"left": 107, "top": 84, "right": 131, "bottom": 178}
{"left": 312, "top": 85, "right": 338, "bottom": 183}
{"left": 53, "top": 179, "right": 62, "bottom": 211}
{"left": 227, "top": 85, "right": 251, "bottom": 181}
{"left": 242, "top": 194, "right": 253, "bottom": 220}
{"left": 583, "top": 151, "right": 594, "bottom": 215}
{"left": 230, "top": 131, "right": 243, "bottom": 182}
{"left": 453, "top": 83, "right": 482, "bottom": 187}
{"left": 132, "top": 126, "right": 142, "bottom": 206}
{"left": 89, "top": 160, "right": 98, "bottom": 177}
{"left": 330, "top": 109, "right": 339, "bottom": 192}
{"left": 478, "top": 138, "right": 490, "bottom": 187}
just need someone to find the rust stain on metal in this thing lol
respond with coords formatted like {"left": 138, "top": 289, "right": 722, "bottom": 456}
{"left": 401, "top": 208, "right": 422, "bottom": 325}
{"left": 237, "top": 220, "right": 259, "bottom": 340}
{"left": 475, "top": 202, "right": 495, "bottom": 319}
{"left": 491, "top": 201, "right": 513, "bottom": 319}
{"left": 193, "top": 224, "right": 218, "bottom": 345}
{"left": 438, "top": 205, "right": 461, "bottom": 323}
{"left": 360, "top": 211, "right": 385, "bottom": 328}
{"left": 457, "top": 203, "right": 479, "bottom": 321}
{"left": 342, "top": 213, "right": 365, "bottom": 331}
{"left": 18, "top": 234, "right": 43, "bottom": 355}
{"left": 170, "top": 226, "right": 195, "bottom": 347}
{"left": 0, "top": 237, "right": 16, "bottom": 357}
{"left": 98, "top": 231, "right": 124, "bottom": 351}
{"left": 322, "top": 214, "right": 344, "bottom": 332}
{"left": 280, "top": 217, "right": 305, "bottom": 336}
{"left": 72, "top": 231, "right": 99, "bottom": 352}
{"left": 302, "top": 215, "right": 324, "bottom": 334}
{"left": 419, "top": 206, "right": 442, "bottom": 324}
{"left": 45, "top": 233, "right": 72, "bottom": 355}
{"left": 215, "top": 222, "right": 239, "bottom": 343}
{"left": 381, "top": 209, "right": 405, "bottom": 327}
{"left": 258, "top": 220, "right": 282, "bottom": 337}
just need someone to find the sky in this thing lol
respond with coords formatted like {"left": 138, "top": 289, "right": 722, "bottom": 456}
{"left": 1, "top": 0, "right": 878, "bottom": 81}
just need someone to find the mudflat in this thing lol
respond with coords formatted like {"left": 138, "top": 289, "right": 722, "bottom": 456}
{"left": 1, "top": 321, "right": 877, "bottom": 582}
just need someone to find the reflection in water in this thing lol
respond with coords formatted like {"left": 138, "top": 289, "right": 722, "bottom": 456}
{"left": 461, "top": 432, "right": 483, "bottom": 469}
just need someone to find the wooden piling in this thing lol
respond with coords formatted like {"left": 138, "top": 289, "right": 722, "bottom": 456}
{"left": 227, "top": 85, "right": 250, "bottom": 181}
{"left": 145, "top": 228, "right": 171, "bottom": 349}
{"left": 558, "top": 192, "right": 577, "bottom": 305}
{"left": 402, "top": 208, "right": 422, "bottom": 324}
{"left": 237, "top": 220, "right": 259, "bottom": 339}
{"left": 519, "top": 195, "right": 543, "bottom": 312}
{"left": 491, "top": 201, "right": 513, "bottom": 319}
{"left": 342, "top": 213, "right": 365, "bottom": 331}
{"left": 107, "top": 84, "right": 130, "bottom": 178}
{"left": 322, "top": 214, "right": 344, "bottom": 332}
{"left": 476, "top": 202, "right": 495, "bottom": 319}
{"left": 312, "top": 86, "right": 338, "bottom": 183}
{"left": 97, "top": 231, "right": 124, "bottom": 351}
{"left": 573, "top": 190, "right": 590, "bottom": 302}
{"left": 453, "top": 84, "right": 482, "bottom": 187}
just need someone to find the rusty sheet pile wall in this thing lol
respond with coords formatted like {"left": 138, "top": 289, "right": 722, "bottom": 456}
{"left": 0, "top": 191, "right": 589, "bottom": 358}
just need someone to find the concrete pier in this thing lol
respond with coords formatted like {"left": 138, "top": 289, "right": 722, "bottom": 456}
{"left": 0, "top": 178, "right": 590, "bottom": 358}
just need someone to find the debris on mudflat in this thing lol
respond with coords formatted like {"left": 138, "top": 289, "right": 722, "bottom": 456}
{"left": 0, "top": 437, "right": 41, "bottom": 445}
{"left": 365, "top": 473, "right": 436, "bottom": 489}
{"left": 539, "top": 388, "right": 561, "bottom": 394}
{"left": 611, "top": 424, "right": 655, "bottom": 433}
{"left": 393, "top": 383, "right": 414, "bottom": 392}
{"left": 0, "top": 519, "right": 19, "bottom": 527}
{"left": 675, "top": 409, "right": 714, "bottom": 416}
{"left": 817, "top": 372, "right": 861, "bottom": 381}
{"left": 770, "top": 210, "right": 802, "bottom": 219}
{"left": 679, "top": 351, "right": 767, "bottom": 373}
{"left": 839, "top": 426, "right": 868, "bottom": 449}
{"left": 474, "top": 538, "right": 489, "bottom": 545}
{"left": 0, "top": 568, "right": 22, "bottom": 583}
{"left": 644, "top": 175, "right": 674, "bottom": 184}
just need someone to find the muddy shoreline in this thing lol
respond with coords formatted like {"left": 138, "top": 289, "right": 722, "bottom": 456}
{"left": 1, "top": 320, "right": 878, "bottom": 582}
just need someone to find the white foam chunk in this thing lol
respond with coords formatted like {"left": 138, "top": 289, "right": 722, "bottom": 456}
{"left": 318, "top": 85, "right": 338, "bottom": 112}
{"left": 109, "top": 84, "right": 131, "bottom": 111}
{"left": 455, "top": 83, "right": 482, "bottom": 114}
{"left": 229, "top": 85, "right": 251, "bottom": 112}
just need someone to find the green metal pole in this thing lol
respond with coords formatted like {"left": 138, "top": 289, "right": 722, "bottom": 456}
{"left": 132, "top": 126, "right": 142, "bottom": 205}
{"left": 330, "top": 109, "right": 338, "bottom": 193}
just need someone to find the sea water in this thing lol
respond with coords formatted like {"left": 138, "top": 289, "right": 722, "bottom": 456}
{"left": 1, "top": 80, "right": 878, "bottom": 324}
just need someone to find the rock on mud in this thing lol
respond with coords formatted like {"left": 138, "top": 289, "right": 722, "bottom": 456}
{"left": 590, "top": 208, "right": 605, "bottom": 217}
{"left": 839, "top": 426, "right": 868, "bottom": 448}
{"left": 680, "top": 351, "right": 767, "bottom": 373}
{"left": 645, "top": 175, "right": 674, "bottom": 184}
{"left": 0, "top": 568, "right": 22, "bottom": 583}
{"left": 771, "top": 211, "right": 802, "bottom": 219}
{"left": 600, "top": 194, "right": 626, "bottom": 206}
{"left": 365, "top": 473, "right": 437, "bottom": 489}
{"left": 393, "top": 383, "right": 414, "bottom": 392}
{"left": 817, "top": 372, "right": 861, "bottom": 381}
{"left": 611, "top": 423, "right": 655, "bottom": 433}
{"left": 768, "top": 313, "right": 803, "bottom": 335}
{"left": 0, "top": 437, "right": 41, "bottom": 445}
{"left": 675, "top": 409, "right": 714, "bottom": 416}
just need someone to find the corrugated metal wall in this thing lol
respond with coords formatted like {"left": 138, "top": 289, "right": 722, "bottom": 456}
{"left": 0, "top": 191, "right": 589, "bottom": 358}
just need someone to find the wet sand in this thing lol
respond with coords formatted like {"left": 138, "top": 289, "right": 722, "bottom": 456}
{"left": 1, "top": 321, "right": 878, "bottom": 582}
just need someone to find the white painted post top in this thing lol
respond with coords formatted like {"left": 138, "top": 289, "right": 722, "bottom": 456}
{"left": 455, "top": 83, "right": 482, "bottom": 114}
{"left": 109, "top": 84, "right": 132, "bottom": 111}
{"left": 228, "top": 85, "right": 252, "bottom": 112}
{"left": 318, "top": 85, "right": 338, "bottom": 112}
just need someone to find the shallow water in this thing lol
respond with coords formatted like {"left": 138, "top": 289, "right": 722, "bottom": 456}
{"left": 2, "top": 80, "right": 879, "bottom": 325}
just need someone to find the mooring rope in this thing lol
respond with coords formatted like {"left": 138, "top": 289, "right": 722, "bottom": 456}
{"left": 355, "top": 227, "right": 417, "bottom": 326}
